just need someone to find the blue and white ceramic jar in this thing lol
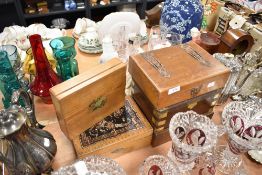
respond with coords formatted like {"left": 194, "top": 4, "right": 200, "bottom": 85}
{"left": 160, "top": 0, "right": 203, "bottom": 43}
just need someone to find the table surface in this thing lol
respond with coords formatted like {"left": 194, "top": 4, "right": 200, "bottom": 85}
{"left": 2, "top": 29, "right": 262, "bottom": 174}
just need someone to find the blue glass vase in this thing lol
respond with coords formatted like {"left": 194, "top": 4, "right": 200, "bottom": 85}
{"left": 0, "top": 51, "right": 22, "bottom": 108}
{"left": 160, "top": 0, "right": 204, "bottom": 43}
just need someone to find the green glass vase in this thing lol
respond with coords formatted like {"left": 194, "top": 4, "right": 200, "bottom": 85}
{"left": 0, "top": 51, "right": 22, "bottom": 108}
{"left": 49, "top": 36, "right": 79, "bottom": 81}
{"left": 54, "top": 50, "right": 78, "bottom": 81}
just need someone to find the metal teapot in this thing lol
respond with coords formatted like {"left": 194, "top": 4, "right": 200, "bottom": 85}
{"left": 11, "top": 88, "right": 44, "bottom": 129}
{"left": 0, "top": 91, "right": 57, "bottom": 174}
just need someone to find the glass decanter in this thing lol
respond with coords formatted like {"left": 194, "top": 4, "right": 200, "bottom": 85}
{"left": 29, "top": 34, "right": 62, "bottom": 103}
{"left": 168, "top": 111, "right": 218, "bottom": 174}
{"left": 214, "top": 100, "right": 262, "bottom": 174}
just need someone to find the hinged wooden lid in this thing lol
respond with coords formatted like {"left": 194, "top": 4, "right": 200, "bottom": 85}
{"left": 129, "top": 42, "right": 230, "bottom": 109}
{"left": 50, "top": 58, "right": 126, "bottom": 140}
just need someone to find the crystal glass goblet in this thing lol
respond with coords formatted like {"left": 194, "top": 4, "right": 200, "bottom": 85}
{"left": 128, "top": 33, "right": 141, "bottom": 56}
{"left": 168, "top": 111, "right": 218, "bottom": 174}
{"left": 163, "top": 31, "right": 182, "bottom": 46}
{"left": 214, "top": 100, "right": 262, "bottom": 174}
{"left": 51, "top": 155, "right": 126, "bottom": 175}
{"left": 148, "top": 26, "right": 181, "bottom": 51}
{"left": 139, "top": 155, "right": 179, "bottom": 175}
{"left": 112, "top": 25, "right": 129, "bottom": 62}
{"left": 148, "top": 25, "right": 164, "bottom": 51}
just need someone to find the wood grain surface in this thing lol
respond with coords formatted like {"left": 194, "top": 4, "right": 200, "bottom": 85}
{"left": 129, "top": 42, "right": 230, "bottom": 109}
{"left": 50, "top": 58, "right": 126, "bottom": 139}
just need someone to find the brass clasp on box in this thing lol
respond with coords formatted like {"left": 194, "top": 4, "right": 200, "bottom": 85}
{"left": 187, "top": 101, "right": 198, "bottom": 110}
{"left": 191, "top": 85, "right": 202, "bottom": 98}
{"left": 89, "top": 96, "right": 107, "bottom": 111}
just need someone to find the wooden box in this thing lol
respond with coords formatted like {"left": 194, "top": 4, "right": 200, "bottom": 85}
{"left": 50, "top": 59, "right": 126, "bottom": 140}
{"left": 129, "top": 42, "right": 230, "bottom": 146}
{"left": 133, "top": 84, "right": 221, "bottom": 132}
{"left": 132, "top": 85, "right": 221, "bottom": 146}
{"left": 129, "top": 41, "right": 230, "bottom": 110}
{"left": 72, "top": 96, "right": 153, "bottom": 159}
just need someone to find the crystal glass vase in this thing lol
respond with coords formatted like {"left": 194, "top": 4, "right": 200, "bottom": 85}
{"left": 29, "top": 34, "right": 62, "bottom": 103}
{"left": 50, "top": 36, "right": 79, "bottom": 81}
{"left": 168, "top": 111, "right": 218, "bottom": 174}
{"left": 0, "top": 51, "right": 22, "bottom": 108}
{"left": 214, "top": 100, "right": 262, "bottom": 174}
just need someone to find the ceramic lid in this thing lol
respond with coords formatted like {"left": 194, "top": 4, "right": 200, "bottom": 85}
{"left": 0, "top": 105, "right": 27, "bottom": 138}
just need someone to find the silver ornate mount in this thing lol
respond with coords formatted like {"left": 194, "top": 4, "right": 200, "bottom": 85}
{"left": 140, "top": 51, "right": 171, "bottom": 78}
{"left": 180, "top": 44, "right": 211, "bottom": 67}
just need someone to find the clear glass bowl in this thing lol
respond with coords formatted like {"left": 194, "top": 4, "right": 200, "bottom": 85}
{"left": 52, "top": 155, "right": 126, "bottom": 175}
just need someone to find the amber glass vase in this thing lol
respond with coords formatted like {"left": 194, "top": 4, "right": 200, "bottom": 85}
{"left": 28, "top": 34, "right": 61, "bottom": 103}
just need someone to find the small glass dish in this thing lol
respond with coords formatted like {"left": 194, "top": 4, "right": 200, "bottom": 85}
{"left": 139, "top": 155, "right": 179, "bottom": 175}
{"left": 52, "top": 155, "right": 126, "bottom": 175}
